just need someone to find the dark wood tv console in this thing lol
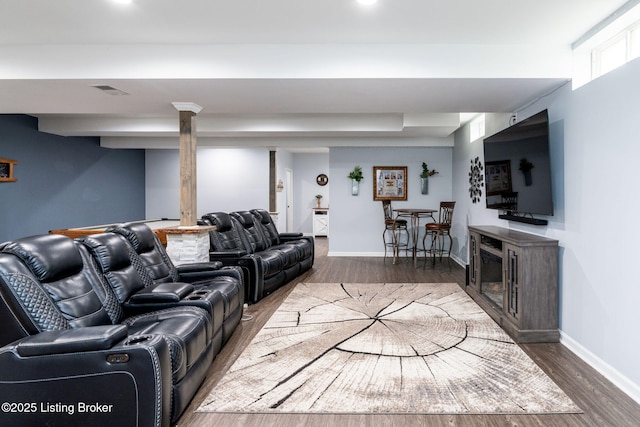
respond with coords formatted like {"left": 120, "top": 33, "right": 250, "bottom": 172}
{"left": 467, "top": 225, "right": 559, "bottom": 343}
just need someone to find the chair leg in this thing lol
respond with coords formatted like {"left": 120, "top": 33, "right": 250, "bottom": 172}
{"left": 422, "top": 231, "right": 427, "bottom": 268}
{"left": 423, "top": 230, "right": 437, "bottom": 269}
{"left": 383, "top": 228, "right": 398, "bottom": 263}
{"left": 383, "top": 229, "right": 388, "bottom": 261}
{"left": 446, "top": 232, "right": 452, "bottom": 269}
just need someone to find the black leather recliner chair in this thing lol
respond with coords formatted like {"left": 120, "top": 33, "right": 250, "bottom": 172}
{"left": 78, "top": 231, "right": 225, "bottom": 354}
{"left": 105, "top": 221, "right": 244, "bottom": 343}
{"left": 0, "top": 234, "right": 217, "bottom": 426}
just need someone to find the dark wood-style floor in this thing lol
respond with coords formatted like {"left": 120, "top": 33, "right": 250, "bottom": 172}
{"left": 177, "top": 238, "right": 640, "bottom": 426}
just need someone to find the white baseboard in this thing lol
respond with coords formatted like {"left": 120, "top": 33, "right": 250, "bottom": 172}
{"left": 560, "top": 331, "right": 640, "bottom": 405}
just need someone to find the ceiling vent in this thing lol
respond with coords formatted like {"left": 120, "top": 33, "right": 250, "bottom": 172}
{"left": 91, "top": 84, "right": 129, "bottom": 95}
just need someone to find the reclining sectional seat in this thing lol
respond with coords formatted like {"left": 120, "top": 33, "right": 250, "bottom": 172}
{"left": 0, "top": 234, "right": 214, "bottom": 426}
{"left": 105, "top": 222, "right": 244, "bottom": 343}
{"left": 249, "top": 209, "right": 314, "bottom": 271}
{"left": 78, "top": 231, "right": 233, "bottom": 351}
{"left": 201, "top": 210, "right": 314, "bottom": 303}
{"left": 201, "top": 211, "right": 272, "bottom": 303}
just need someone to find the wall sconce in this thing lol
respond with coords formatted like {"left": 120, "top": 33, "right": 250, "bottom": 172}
{"left": 276, "top": 179, "right": 284, "bottom": 192}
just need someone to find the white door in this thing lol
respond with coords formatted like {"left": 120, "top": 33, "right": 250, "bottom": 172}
{"left": 286, "top": 168, "right": 294, "bottom": 232}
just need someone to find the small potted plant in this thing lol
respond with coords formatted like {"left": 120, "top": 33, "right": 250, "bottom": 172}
{"left": 347, "top": 166, "right": 363, "bottom": 196}
{"left": 315, "top": 194, "right": 323, "bottom": 208}
{"left": 420, "top": 162, "right": 438, "bottom": 194}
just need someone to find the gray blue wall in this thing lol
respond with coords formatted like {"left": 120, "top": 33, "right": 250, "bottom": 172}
{"left": 0, "top": 114, "right": 145, "bottom": 241}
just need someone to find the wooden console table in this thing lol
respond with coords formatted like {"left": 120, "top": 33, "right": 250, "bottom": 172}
{"left": 467, "top": 225, "right": 559, "bottom": 343}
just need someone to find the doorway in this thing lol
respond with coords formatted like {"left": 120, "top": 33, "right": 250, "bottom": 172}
{"left": 286, "top": 168, "right": 294, "bottom": 232}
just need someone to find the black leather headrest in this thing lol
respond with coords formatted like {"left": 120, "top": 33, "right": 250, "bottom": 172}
{"left": 107, "top": 222, "right": 155, "bottom": 254}
{"left": 2, "top": 234, "right": 83, "bottom": 282}
{"left": 202, "top": 212, "right": 233, "bottom": 232}
{"left": 79, "top": 233, "right": 131, "bottom": 273}
{"left": 231, "top": 211, "right": 254, "bottom": 228}
{"left": 251, "top": 209, "right": 271, "bottom": 224}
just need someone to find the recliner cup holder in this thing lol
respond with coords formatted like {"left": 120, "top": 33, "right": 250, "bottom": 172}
{"left": 186, "top": 290, "right": 210, "bottom": 300}
{"left": 125, "top": 335, "right": 152, "bottom": 345}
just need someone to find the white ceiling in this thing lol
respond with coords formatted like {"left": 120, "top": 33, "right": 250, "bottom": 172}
{"left": 0, "top": 0, "right": 631, "bottom": 151}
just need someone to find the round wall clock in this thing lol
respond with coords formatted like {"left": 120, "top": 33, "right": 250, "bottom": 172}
{"left": 316, "top": 174, "right": 329, "bottom": 186}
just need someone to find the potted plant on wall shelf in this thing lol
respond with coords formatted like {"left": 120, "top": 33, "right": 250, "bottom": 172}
{"left": 348, "top": 166, "right": 363, "bottom": 196}
{"left": 315, "top": 194, "right": 323, "bottom": 208}
{"left": 420, "top": 162, "right": 438, "bottom": 194}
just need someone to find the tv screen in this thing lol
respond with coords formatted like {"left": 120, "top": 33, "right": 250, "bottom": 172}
{"left": 483, "top": 109, "right": 553, "bottom": 217}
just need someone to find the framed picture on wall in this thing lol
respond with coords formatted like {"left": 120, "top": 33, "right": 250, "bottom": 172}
{"left": 0, "top": 158, "right": 17, "bottom": 182}
{"left": 373, "top": 166, "right": 407, "bottom": 201}
{"left": 485, "top": 160, "right": 512, "bottom": 195}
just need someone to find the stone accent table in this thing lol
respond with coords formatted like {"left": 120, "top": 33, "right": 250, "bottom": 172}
{"left": 162, "top": 225, "right": 215, "bottom": 265}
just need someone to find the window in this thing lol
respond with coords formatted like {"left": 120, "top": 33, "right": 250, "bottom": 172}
{"left": 592, "top": 23, "right": 640, "bottom": 79}
{"left": 573, "top": 4, "right": 640, "bottom": 88}
{"left": 593, "top": 35, "right": 626, "bottom": 77}
{"left": 469, "top": 114, "right": 485, "bottom": 143}
{"left": 631, "top": 25, "right": 640, "bottom": 59}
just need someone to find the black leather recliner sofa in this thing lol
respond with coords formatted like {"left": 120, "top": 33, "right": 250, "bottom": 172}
{"left": 103, "top": 222, "right": 244, "bottom": 343}
{"left": 0, "top": 231, "right": 243, "bottom": 426}
{"left": 201, "top": 209, "right": 314, "bottom": 303}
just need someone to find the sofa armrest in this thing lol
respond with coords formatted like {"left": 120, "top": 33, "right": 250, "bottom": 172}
{"left": 208, "top": 252, "right": 263, "bottom": 304}
{"left": 1, "top": 333, "right": 172, "bottom": 427}
{"left": 209, "top": 250, "right": 248, "bottom": 258}
{"left": 279, "top": 232, "right": 303, "bottom": 239}
{"left": 177, "top": 264, "right": 243, "bottom": 285}
{"left": 176, "top": 261, "right": 223, "bottom": 273}
{"left": 129, "top": 282, "right": 195, "bottom": 303}
{"left": 16, "top": 325, "right": 128, "bottom": 357}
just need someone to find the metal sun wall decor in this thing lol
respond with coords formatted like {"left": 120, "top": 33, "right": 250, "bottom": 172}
{"left": 469, "top": 156, "right": 484, "bottom": 204}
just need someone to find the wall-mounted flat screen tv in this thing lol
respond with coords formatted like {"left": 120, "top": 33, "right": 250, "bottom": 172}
{"left": 483, "top": 109, "right": 553, "bottom": 224}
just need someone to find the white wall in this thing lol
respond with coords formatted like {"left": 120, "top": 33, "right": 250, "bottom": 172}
{"left": 274, "top": 149, "right": 293, "bottom": 232}
{"left": 452, "top": 58, "right": 640, "bottom": 402}
{"left": 145, "top": 148, "right": 270, "bottom": 218}
{"left": 328, "top": 146, "right": 453, "bottom": 255}
{"left": 292, "top": 153, "right": 330, "bottom": 234}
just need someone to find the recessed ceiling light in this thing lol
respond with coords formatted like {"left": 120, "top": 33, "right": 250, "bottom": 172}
{"left": 113, "top": 0, "right": 132, "bottom": 4}
{"left": 357, "top": 0, "right": 378, "bottom": 5}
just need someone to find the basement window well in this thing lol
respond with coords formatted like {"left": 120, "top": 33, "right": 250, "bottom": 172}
{"left": 469, "top": 114, "right": 485, "bottom": 143}
{"left": 573, "top": 2, "right": 640, "bottom": 88}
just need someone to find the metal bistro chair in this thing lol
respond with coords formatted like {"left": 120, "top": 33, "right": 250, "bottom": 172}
{"left": 382, "top": 200, "right": 409, "bottom": 264}
{"left": 423, "top": 201, "right": 456, "bottom": 268}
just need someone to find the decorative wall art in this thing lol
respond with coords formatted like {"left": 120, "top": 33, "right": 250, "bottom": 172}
{"left": 468, "top": 157, "right": 484, "bottom": 204}
{"left": 0, "top": 158, "right": 17, "bottom": 182}
{"left": 373, "top": 166, "right": 407, "bottom": 201}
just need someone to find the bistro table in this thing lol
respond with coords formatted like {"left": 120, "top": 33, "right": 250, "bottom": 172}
{"left": 392, "top": 208, "right": 437, "bottom": 267}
